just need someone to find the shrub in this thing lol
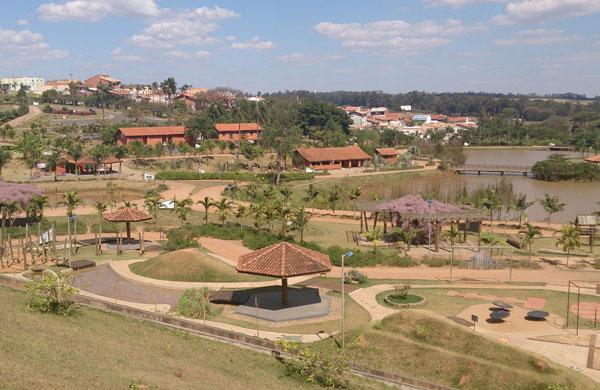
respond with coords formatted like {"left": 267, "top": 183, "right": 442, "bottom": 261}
{"left": 328, "top": 246, "right": 416, "bottom": 267}
{"left": 412, "top": 324, "right": 434, "bottom": 341}
{"left": 164, "top": 228, "right": 199, "bottom": 251}
{"left": 421, "top": 257, "right": 450, "bottom": 267}
{"left": 176, "top": 288, "right": 220, "bottom": 319}
{"left": 393, "top": 283, "right": 411, "bottom": 299}
{"left": 532, "top": 155, "right": 600, "bottom": 181}
{"left": 26, "top": 271, "right": 78, "bottom": 315}
{"left": 275, "top": 340, "right": 350, "bottom": 388}
{"left": 347, "top": 269, "right": 368, "bottom": 284}
{"left": 154, "top": 171, "right": 315, "bottom": 182}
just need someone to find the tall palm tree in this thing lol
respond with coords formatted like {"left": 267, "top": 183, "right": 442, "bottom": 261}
{"left": 144, "top": 191, "right": 162, "bottom": 227}
{"left": 513, "top": 193, "right": 534, "bottom": 228}
{"left": 520, "top": 223, "right": 541, "bottom": 263}
{"left": 94, "top": 201, "right": 108, "bottom": 252}
{"left": 197, "top": 196, "right": 214, "bottom": 225}
{"left": 348, "top": 186, "right": 362, "bottom": 216}
{"left": 274, "top": 202, "right": 293, "bottom": 237}
{"left": 60, "top": 191, "right": 82, "bottom": 243}
{"left": 235, "top": 204, "right": 247, "bottom": 231}
{"left": 261, "top": 203, "right": 276, "bottom": 233}
{"left": 214, "top": 199, "right": 233, "bottom": 226}
{"left": 539, "top": 193, "right": 565, "bottom": 226}
{"left": 482, "top": 189, "right": 501, "bottom": 232}
{"left": 291, "top": 207, "right": 312, "bottom": 242}
{"left": 328, "top": 185, "right": 341, "bottom": 214}
{"left": 67, "top": 141, "right": 83, "bottom": 180}
{"left": 443, "top": 223, "right": 461, "bottom": 261}
{"left": 174, "top": 198, "right": 194, "bottom": 226}
{"left": 555, "top": 224, "right": 580, "bottom": 266}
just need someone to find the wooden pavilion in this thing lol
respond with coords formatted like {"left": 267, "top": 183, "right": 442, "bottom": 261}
{"left": 103, "top": 207, "right": 152, "bottom": 241}
{"left": 236, "top": 242, "right": 331, "bottom": 305}
{"left": 359, "top": 195, "right": 484, "bottom": 252}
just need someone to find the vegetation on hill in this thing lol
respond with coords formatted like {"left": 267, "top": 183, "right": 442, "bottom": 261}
{"left": 532, "top": 155, "right": 600, "bottom": 181}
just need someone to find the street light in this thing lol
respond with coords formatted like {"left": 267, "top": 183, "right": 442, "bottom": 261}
{"left": 426, "top": 199, "right": 433, "bottom": 261}
{"left": 341, "top": 251, "right": 353, "bottom": 350}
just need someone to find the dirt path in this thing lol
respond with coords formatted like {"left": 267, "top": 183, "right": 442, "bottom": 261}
{"left": 4, "top": 105, "right": 41, "bottom": 127}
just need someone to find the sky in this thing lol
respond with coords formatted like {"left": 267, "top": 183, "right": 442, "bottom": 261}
{"left": 1, "top": 0, "right": 600, "bottom": 95}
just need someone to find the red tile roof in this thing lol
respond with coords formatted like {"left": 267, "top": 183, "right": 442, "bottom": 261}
{"left": 118, "top": 126, "right": 186, "bottom": 137}
{"left": 236, "top": 242, "right": 331, "bottom": 278}
{"left": 447, "top": 116, "right": 468, "bottom": 123}
{"left": 296, "top": 145, "right": 371, "bottom": 162}
{"left": 585, "top": 154, "right": 600, "bottom": 163}
{"left": 64, "top": 155, "right": 121, "bottom": 165}
{"left": 215, "top": 123, "right": 263, "bottom": 132}
{"left": 103, "top": 207, "right": 152, "bottom": 223}
{"left": 376, "top": 148, "right": 402, "bottom": 157}
{"left": 431, "top": 114, "right": 447, "bottom": 121}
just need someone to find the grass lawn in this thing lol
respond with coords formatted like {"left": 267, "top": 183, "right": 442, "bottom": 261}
{"left": 129, "top": 249, "right": 270, "bottom": 282}
{"left": 314, "top": 310, "right": 597, "bottom": 390}
{"left": 0, "top": 286, "right": 389, "bottom": 389}
{"left": 376, "top": 287, "right": 600, "bottom": 329}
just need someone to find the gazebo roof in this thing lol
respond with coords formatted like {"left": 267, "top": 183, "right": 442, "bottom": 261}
{"left": 363, "top": 195, "right": 483, "bottom": 219}
{"left": 237, "top": 242, "right": 331, "bottom": 278}
{"left": 103, "top": 207, "right": 152, "bottom": 223}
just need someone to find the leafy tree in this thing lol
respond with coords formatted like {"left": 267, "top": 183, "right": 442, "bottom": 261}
{"left": 480, "top": 231, "right": 502, "bottom": 256}
{"left": 365, "top": 227, "right": 384, "bottom": 253}
{"left": 520, "top": 223, "right": 541, "bottom": 263}
{"left": 173, "top": 198, "right": 194, "bottom": 226}
{"left": 144, "top": 191, "right": 162, "bottom": 227}
{"left": 555, "top": 224, "right": 580, "bottom": 266}
{"left": 0, "top": 148, "right": 12, "bottom": 178}
{"left": 15, "top": 131, "right": 43, "bottom": 175}
{"left": 327, "top": 185, "right": 341, "bottom": 214}
{"left": 197, "top": 196, "right": 214, "bottom": 225}
{"left": 482, "top": 188, "right": 502, "bottom": 232}
{"left": 88, "top": 144, "right": 111, "bottom": 174}
{"left": 348, "top": 186, "right": 362, "bottom": 215}
{"left": 539, "top": 193, "right": 565, "bottom": 226}
{"left": 513, "top": 193, "right": 534, "bottom": 228}
{"left": 66, "top": 141, "right": 84, "bottom": 179}
{"left": 303, "top": 184, "right": 319, "bottom": 207}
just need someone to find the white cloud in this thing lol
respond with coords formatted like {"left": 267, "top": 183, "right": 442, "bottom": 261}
{"left": 425, "top": 0, "right": 506, "bottom": 6}
{"left": 224, "top": 35, "right": 236, "bottom": 42}
{"left": 130, "top": 6, "right": 237, "bottom": 49}
{"left": 111, "top": 47, "right": 143, "bottom": 62}
{"left": 16, "top": 19, "right": 29, "bottom": 26}
{"left": 275, "top": 52, "right": 343, "bottom": 63}
{"left": 163, "top": 50, "right": 211, "bottom": 59}
{"left": 314, "top": 19, "right": 468, "bottom": 53}
{"left": 493, "top": 0, "right": 600, "bottom": 25}
{"left": 231, "top": 36, "right": 276, "bottom": 50}
{"left": 276, "top": 53, "right": 309, "bottom": 62}
{"left": 496, "top": 29, "right": 578, "bottom": 45}
{"left": 38, "top": 0, "right": 160, "bottom": 22}
{"left": 0, "top": 28, "right": 68, "bottom": 66}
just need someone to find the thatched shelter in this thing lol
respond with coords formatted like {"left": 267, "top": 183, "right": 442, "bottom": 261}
{"left": 103, "top": 207, "right": 151, "bottom": 240}
{"left": 236, "top": 242, "right": 331, "bottom": 305}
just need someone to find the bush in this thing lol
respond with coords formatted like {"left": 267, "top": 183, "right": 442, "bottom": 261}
{"left": 347, "top": 269, "right": 368, "bottom": 284}
{"left": 26, "top": 271, "right": 78, "bottom": 315}
{"left": 412, "top": 324, "right": 435, "bottom": 341}
{"left": 154, "top": 171, "right": 315, "bottom": 182}
{"left": 164, "top": 228, "right": 199, "bottom": 251}
{"left": 532, "top": 155, "right": 600, "bottom": 181}
{"left": 421, "top": 258, "right": 450, "bottom": 267}
{"left": 176, "top": 288, "right": 221, "bottom": 319}
{"left": 328, "top": 246, "right": 416, "bottom": 267}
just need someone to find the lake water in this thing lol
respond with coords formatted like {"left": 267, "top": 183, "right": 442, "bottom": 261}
{"left": 463, "top": 149, "right": 599, "bottom": 222}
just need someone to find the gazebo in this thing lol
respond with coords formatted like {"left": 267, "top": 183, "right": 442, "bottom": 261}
{"left": 236, "top": 242, "right": 332, "bottom": 305}
{"left": 103, "top": 207, "right": 152, "bottom": 241}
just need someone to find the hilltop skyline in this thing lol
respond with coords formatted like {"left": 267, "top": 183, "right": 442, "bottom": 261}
{"left": 1, "top": 0, "right": 599, "bottom": 95}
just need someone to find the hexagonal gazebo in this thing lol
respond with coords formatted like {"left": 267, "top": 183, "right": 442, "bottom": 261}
{"left": 102, "top": 207, "right": 152, "bottom": 241}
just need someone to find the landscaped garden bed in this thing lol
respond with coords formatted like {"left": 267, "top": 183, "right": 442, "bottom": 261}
{"left": 383, "top": 293, "right": 425, "bottom": 307}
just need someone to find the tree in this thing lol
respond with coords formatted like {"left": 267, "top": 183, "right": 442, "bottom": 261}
{"left": 0, "top": 124, "right": 15, "bottom": 141}
{"left": 520, "top": 223, "right": 541, "bottom": 263}
{"left": 261, "top": 203, "right": 276, "bottom": 233}
{"left": 235, "top": 204, "right": 247, "bottom": 230}
{"left": 279, "top": 187, "right": 293, "bottom": 205}
{"left": 365, "top": 227, "right": 384, "bottom": 253}
{"left": 402, "top": 226, "right": 417, "bottom": 251}
{"left": 173, "top": 198, "right": 194, "bottom": 226}
{"left": 88, "top": 144, "right": 111, "bottom": 175}
{"left": 348, "top": 186, "right": 362, "bottom": 216}
{"left": 14, "top": 131, "right": 43, "bottom": 176}
{"left": 260, "top": 121, "right": 302, "bottom": 185}
{"left": 303, "top": 184, "right": 319, "bottom": 207}
{"left": 291, "top": 207, "right": 312, "bottom": 242}
{"left": 28, "top": 194, "right": 49, "bottom": 222}
{"left": 60, "top": 191, "right": 82, "bottom": 244}
{"left": 513, "top": 193, "right": 534, "bottom": 228}
{"left": 482, "top": 189, "right": 501, "bottom": 232}
{"left": 274, "top": 202, "right": 293, "bottom": 237}
{"left": 443, "top": 223, "right": 461, "bottom": 261}
{"left": 197, "top": 197, "right": 214, "bottom": 225}
{"left": 213, "top": 199, "right": 233, "bottom": 226}
{"left": 94, "top": 201, "right": 108, "bottom": 253}
{"left": 144, "top": 191, "right": 162, "bottom": 227}
{"left": 555, "top": 224, "right": 580, "bottom": 266}
{"left": 0, "top": 149, "right": 12, "bottom": 178}
{"left": 327, "top": 185, "right": 341, "bottom": 214}
{"left": 480, "top": 231, "right": 502, "bottom": 256}
{"left": 539, "top": 193, "right": 565, "bottom": 226}
{"left": 66, "top": 141, "right": 83, "bottom": 179}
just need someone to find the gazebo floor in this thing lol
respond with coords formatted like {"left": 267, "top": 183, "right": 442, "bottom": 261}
{"left": 235, "top": 287, "right": 331, "bottom": 322}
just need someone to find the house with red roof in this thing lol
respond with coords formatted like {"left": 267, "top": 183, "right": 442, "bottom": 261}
{"left": 115, "top": 126, "right": 192, "bottom": 146}
{"left": 295, "top": 145, "right": 371, "bottom": 171}
{"left": 84, "top": 74, "right": 121, "bottom": 89}
{"left": 375, "top": 148, "right": 405, "bottom": 164}
{"left": 215, "top": 122, "right": 263, "bottom": 142}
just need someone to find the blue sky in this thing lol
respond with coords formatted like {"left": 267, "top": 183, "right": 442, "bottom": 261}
{"left": 1, "top": 0, "right": 599, "bottom": 95}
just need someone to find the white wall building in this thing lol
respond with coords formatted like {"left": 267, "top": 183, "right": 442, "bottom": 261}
{"left": 400, "top": 105, "right": 412, "bottom": 111}
{"left": 1, "top": 76, "right": 45, "bottom": 92}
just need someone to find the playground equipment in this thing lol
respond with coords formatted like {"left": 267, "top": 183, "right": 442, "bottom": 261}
{"left": 0, "top": 224, "right": 63, "bottom": 271}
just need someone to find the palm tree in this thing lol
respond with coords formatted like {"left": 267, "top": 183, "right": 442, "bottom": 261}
{"left": 28, "top": 194, "right": 49, "bottom": 222}
{"left": 214, "top": 199, "right": 233, "bottom": 226}
{"left": 443, "top": 223, "right": 461, "bottom": 261}
{"left": 513, "top": 193, "right": 534, "bottom": 228}
{"left": 94, "top": 201, "right": 108, "bottom": 252}
{"left": 59, "top": 191, "right": 81, "bottom": 244}
{"left": 174, "top": 198, "right": 194, "bottom": 226}
{"left": 555, "top": 224, "right": 580, "bottom": 266}
{"left": 249, "top": 202, "right": 264, "bottom": 229}
{"left": 348, "top": 186, "right": 362, "bottom": 216}
{"left": 291, "top": 207, "right": 312, "bottom": 242}
{"left": 235, "top": 204, "right": 247, "bottom": 231}
{"left": 66, "top": 141, "right": 83, "bottom": 179}
{"left": 279, "top": 187, "right": 293, "bottom": 205}
{"left": 261, "top": 203, "right": 276, "bottom": 233}
{"left": 520, "top": 223, "right": 541, "bottom": 263}
{"left": 328, "top": 185, "right": 341, "bottom": 214}
{"left": 480, "top": 231, "right": 502, "bottom": 257}
{"left": 482, "top": 189, "right": 501, "bottom": 232}
{"left": 402, "top": 226, "right": 417, "bottom": 251}
{"left": 0, "top": 149, "right": 12, "bottom": 179}
{"left": 144, "top": 191, "right": 162, "bottom": 227}
{"left": 539, "top": 193, "right": 565, "bottom": 226}
{"left": 274, "top": 202, "right": 293, "bottom": 237}
{"left": 196, "top": 196, "right": 214, "bottom": 225}
{"left": 303, "top": 184, "right": 319, "bottom": 207}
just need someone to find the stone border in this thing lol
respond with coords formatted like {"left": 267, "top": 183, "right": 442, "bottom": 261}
{"left": 383, "top": 293, "right": 426, "bottom": 308}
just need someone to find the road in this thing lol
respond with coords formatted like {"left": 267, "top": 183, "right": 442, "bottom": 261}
{"left": 4, "top": 105, "right": 42, "bottom": 127}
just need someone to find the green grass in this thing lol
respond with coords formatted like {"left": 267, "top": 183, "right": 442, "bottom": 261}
{"left": 314, "top": 311, "right": 597, "bottom": 390}
{"left": 129, "top": 249, "right": 270, "bottom": 282}
{"left": 385, "top": 294, "right": 424, "bottom": 305}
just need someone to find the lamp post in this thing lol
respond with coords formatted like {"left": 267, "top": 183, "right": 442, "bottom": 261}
{"left": 341, "top": 251, "right": 353, "bottom": 350}
{"left": 426, "top": 199, "right": 433, "bottom": 261}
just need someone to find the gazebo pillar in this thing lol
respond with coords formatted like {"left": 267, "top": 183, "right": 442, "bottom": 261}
{"left": 281, "top": 278, "right": 288, "bottom": 305}
{"left": 126, "top": 222, "right": 132, "bottom": 240}
{"left": 434, "top": 219, "right": 441, "bottom": 252}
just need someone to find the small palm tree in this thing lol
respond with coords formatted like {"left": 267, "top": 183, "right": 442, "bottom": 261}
{"left": 196, "top": 196, "right": 214, "bottom": 225}
{"left": 520, "top": 223, "right": 541, "bottom": 263}
{"left": 94, "top": 201, "right": 108, "bottom": 252}
{"left": 274, "top": 202, "right": 293, "bottom": 237}
{"left": 261, "top": 203, "right": 276, "bottom": 233}
{"left": 348, "top": 186, "right": 362, "bottom": 216}
{"left": 480, "top": 231, "right": 502, "bottom": 257}
{"left": 214, "top": 199, "right": 233, "bottom": 226}
{"left": 60, "top": 191, "right": 81, "bottom": 218}
{"left": 539, "top": 193, "right": 565, "bottom": 226}
{"left": 513, "top": 193, "right": 534, "bottom": 228}
{"left": 482, "top": 189, "right": 501, "bottom": 232}
{"left": 144, "top": 192, "right": 162, "bottom": 227}
{"left": 235, "top": 204, "right": 247, "bottom": 231}
{"left": 174, "top": 198, "right": 194, "bottom": 226}
{"left": 365, "top": 227, "right": 384, "bottom": 253}
{"left": 249, "top": 202, "right": 264, "bottom": 229}
{"left": 28, "top": 194, "right": 50, "bottom": 222}
{"left": 555, "top": 224, "right": 580, "bottom": 266}
{"left": 402, "top": 226, "right": 417, "bottom": 251}
{"left": 279, "top": 187, "right": 293, "bottom": 205}
{"left": 291, "top": 207, "right": 312, "bottom": 242}
{"left": 303, "top": 184, "right": 319, "bottom": 207}
{"left": 443, "top": 223, "right": 461, "bottom": 261}
{"left": 328, "top": 185, "right": 341, "bottom": 214}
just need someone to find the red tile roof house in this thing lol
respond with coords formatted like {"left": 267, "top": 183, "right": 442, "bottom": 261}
{"left": 115, "top": 126, "right": 193, "bottom": 146}
{"left": 295, "top": 145, "right": 372, "bottom": 171}
{"left": 215, "top": 123, "right": 263, "bottom": 142}
{"left": 375, "top": 148, "right": 404, "bottom": 164}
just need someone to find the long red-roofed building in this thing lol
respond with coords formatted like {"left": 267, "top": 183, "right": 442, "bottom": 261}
{"left": 215, "top": 122, "right": 263, "bottom": 142}
{"left": 115, "top": 126, "right": 192, "bottom": 146}
{"left": 295, "top": 145, "right": 371, "bottom": 171}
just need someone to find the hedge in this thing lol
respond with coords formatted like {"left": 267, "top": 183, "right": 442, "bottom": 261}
{"left": 154, "top": 171, "right": 316, "bottom": 182}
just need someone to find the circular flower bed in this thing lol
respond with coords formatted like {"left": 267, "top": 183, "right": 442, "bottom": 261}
{"left": 384, "top": 293, "right": 425, "bottom": 308}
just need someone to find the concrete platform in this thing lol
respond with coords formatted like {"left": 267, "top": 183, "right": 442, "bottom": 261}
{"left": 235, "top": 287, "right": 331, "bottom": 322}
